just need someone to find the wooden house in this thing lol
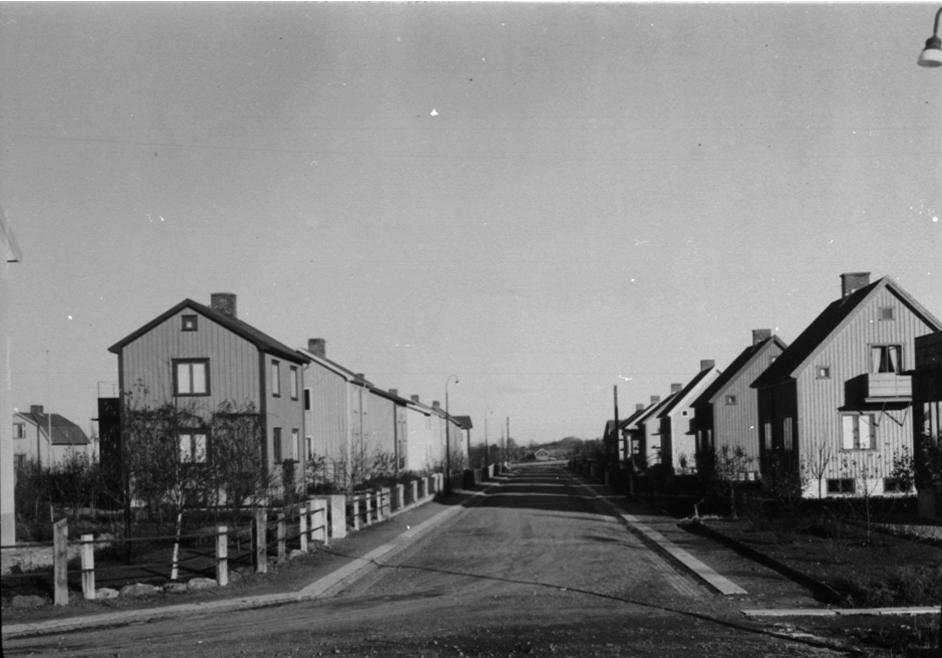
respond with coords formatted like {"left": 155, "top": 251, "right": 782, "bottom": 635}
{"left": 627, "top": 389, "right": 679, "bottom": 470}
{"left": 691, "top": 330, "right": 788, "bottom": 480}
{"left": 657, "top": 362, "right": 722, "bottom": 475}
{"left": 108, "top": 293, "right": 309, "bottom": 492}
{"left": 12, "top": 404, "right": 91, "bottom": 470}
{"left": 913, "top": 330, "right": 942, "bottom": 518}
{"left": 751, "top": 273, "right": 942, "bottom": 498}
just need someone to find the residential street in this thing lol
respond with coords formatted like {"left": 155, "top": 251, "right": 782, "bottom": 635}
{"left": 5, "top": 466, "right": 852, "bottom": 657}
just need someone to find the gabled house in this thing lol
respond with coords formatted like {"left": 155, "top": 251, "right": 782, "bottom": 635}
{"left": 405, "top": 394, "right": 438, "bottom": 472}
{"left": 751, "top": 273, "right": 942, "bottom": 498}
{"left": 657, "top": 361, "right": 722, "bottom": 475}
{"left": 12, "top": 404, "right": 91, "bottom": 471}
{"left": 626, "top": 389, "right": 679, "bottom": 469}
{"left": 692, "top": 330, "right": 788, "bottom": 480}
{"left": 108, "top": 293, "right": 309, "bottom": 493}
{"left": 912, "top": 330, "right": 942, "bottom": 518}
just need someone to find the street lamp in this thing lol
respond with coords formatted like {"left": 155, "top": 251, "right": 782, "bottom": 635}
{"left": 445, "top": 374, "right": 459, "bottom": 493}
{"left": 918, "top": 6, "right": 942, "bottom": 67}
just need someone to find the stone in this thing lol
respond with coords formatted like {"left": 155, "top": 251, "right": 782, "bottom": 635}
{"left": 119, "top": 583, "right": 160, "bottom": 598}
{"left": 11, "top": 594, "right": 46, "bottom": 609}
{"left": 95, "top": 587, "right": 120, "bottom": 599}
{"left": 186, "top": 577, "right": 218, "bottom": 591}
{"left": 164, "top": 582, "right": 188, "bottom": 594}
{"left": 288, "top": 549, "right": 305, "bottom": 560}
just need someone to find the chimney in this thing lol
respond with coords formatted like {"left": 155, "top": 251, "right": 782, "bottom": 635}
{"left": 635, "top": 403, "right": 645, "bottom": 412}
{"left": 307, "top": 338, "right": 326, "bottom": 357}
{"left": 411, "top": 394, "right": 420, "bottom": 403}
{"left": 210, "top": 293, "right": 237, "bottom": 317}
{"left": 670, "top": 382, "right": 683, "bottom": 393}
{"left": 649, "top": 395, "right": 660, "bottom": 405}
{"left": 700, "top": 359, "right": 715, "bottom": 371}
{"left": 840, "top": 272, "right": 870, "bottom": 298}
{"left": 30, "top": 404, "right": 44, "bottom": 416}
{"left": 752, "top": 328, "right": 772, "bottom": 345}
{"left": 432, "top": 400, "right": 441, "bottom": 409}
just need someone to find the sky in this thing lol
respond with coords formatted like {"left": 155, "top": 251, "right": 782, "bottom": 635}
{"left": 1, "top": 2, "right": 940, "bottom": 447}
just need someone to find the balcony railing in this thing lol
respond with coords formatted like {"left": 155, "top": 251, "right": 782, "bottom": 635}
{"left": 845, "top": 373, "right": 912, "bottom": 405}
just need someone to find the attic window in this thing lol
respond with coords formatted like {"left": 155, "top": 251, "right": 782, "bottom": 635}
{"left": 878, "top": 306, "right": 894, "bottom": 321}
{"left": 182, "top": 315, "right": 198, "bottom": 332}
{"left": 725, "top": 395, "right": 737, "bottom": 405}
{"left": 816, "top": 366, "right": 831, "bottom": 379}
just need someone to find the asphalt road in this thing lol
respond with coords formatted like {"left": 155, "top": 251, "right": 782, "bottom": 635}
{"left": 5, "top": 465, "right": 851, "bottom": 657}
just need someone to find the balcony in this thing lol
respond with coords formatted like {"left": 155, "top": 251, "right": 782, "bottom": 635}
{"left": 845, "top": 373, "right": 912, "bottom": 405}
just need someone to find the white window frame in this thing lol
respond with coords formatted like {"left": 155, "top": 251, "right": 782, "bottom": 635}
{"left": 841, "top": 413, "right": 876, "bottom": 450}
{"left": 178, "top": 431, "right": 208, "bottom": 463}
{"left": 174, "top": 359, "right": 209, "bottom": 396}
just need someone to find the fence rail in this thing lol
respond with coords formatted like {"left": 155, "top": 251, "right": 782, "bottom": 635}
{"left": 4, "top": 474, "right": 445, "bottom": 606}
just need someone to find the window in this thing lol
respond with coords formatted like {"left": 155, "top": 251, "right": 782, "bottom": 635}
{"left": 878, "top": 306, "right": 895, "bottom": 321}
{"left": 13, "top": 422, "right": 26, "bottom": 439}
{"left": 271, "top": 361, "right": 281, "bottom": 397}
{"left": 816, "top": 366, "right": 831, "bottom": 379}
{"left": 827, "top": 478, "right": 855, "bottom": 495}
{"left": 725, "top": 395, "right": 737, "bottom": 406}
{"left": 174, "top": 359, "right": 209, "bottom": 396}
{"left": 782, "top": 416, "right": 794, "bottom": 451}
{"left": 306, "top": 436, "right": 313, "bottom": 460}
{"left": 291, "top": 429, "right": 300, "bottom": 461}
{"left": 290, "top": 366, "right": 299, "bottom": 400}
{"left": 178, "top": 431, "right": 208, "bottom": 463}
{"left": 841, "top": 413, "right": 876, "bottom": 450}
{"left": 762, "top": 421, "right": 773, "bottom": 450}
{"left": 14, "top": 454, "right": 26, "bottom": 471}
{"left": 883, "top": 478, "right": 911, "bottom": 493}
{"left": 273, "top": 427, "right": 282, "bottom": 463}
{"left": 871, "top": 345, "right": 902, "bottom": 373}
{"left": 181, "top": 314, "right": 198, "bottom": 331}
{"left": 304, "top": 388, "right": 311, "bottom": 411}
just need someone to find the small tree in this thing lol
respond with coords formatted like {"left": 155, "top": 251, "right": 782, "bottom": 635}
{"left": 712, "top": 445, "right": 753, "bottom": 519}
{"left": 802, "top": 442, "right": 834, "bottom": 500}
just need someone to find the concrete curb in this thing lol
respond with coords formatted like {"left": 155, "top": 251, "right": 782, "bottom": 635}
{"left": 2, "top": 492, "right": 488, "bottom": 641}
{"left": 569, "top": 475, "right": 747, "bottom": 596}
{"left": 743, "top": 606, "right": 941, "bottom": 618}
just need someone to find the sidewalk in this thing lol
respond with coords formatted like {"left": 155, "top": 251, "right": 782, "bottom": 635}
{"left": 1, "top": 488, "right": 491, "bottom": 640}
{"left": 570, "top": 473, "right": 940, "bottom": 619}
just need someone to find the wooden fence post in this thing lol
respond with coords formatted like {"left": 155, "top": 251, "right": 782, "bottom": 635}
{"left": 310, "top": 498, "right": 327, "bottom": 544}
{"left": 53, "top": 518, "right": 69, "bottom": 606}
{"left": 276, "top": 511, "right": 286, "bottom": 563}
{"left": 81, "top": 533, "right": 95, "bottom": 600}
{"left": 254, "top": 508, "right": 268, "bottom": 574}
{"left": 216, "top": 526, "right": 228, "bottom": 587}
{"left": 352, "top": 497, "right": 361, "bottom": 531}
{"left": 410, "top": 480, "right": 418, "bottom": 506}
{"left": 298, "top": 502, "right": 308, "bottom": 553}
{"left": 364, "top": 495, "right": 373, "bottom": 526}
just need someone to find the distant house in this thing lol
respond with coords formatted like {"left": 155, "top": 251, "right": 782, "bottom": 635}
{"left": 657, "top": 361, "right": 722, "bottom": 475}
{"left": 12, "top": 404, "right": 91, "bottom": 471}
{"left": 912, "top": 330, "right": 942, "bottom": 518}
{"left": 404, "top": 394, "right": 438, "bottom": 472}
{"left": 692, "top": 330, "right": 788, "bottom": 480}
{"left": 752, "top": 273, "right": 942, "bottom": 498}
{"left": 108, "top": 293, "right": 309, "bottom": 493}
{"left": 626, "top": 390, "right": 679, "bottom": 470}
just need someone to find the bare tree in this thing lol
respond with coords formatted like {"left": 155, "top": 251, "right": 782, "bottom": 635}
{"left": 802, "top": 441, "right": 834, "bottom": 499}
{"left": 713, "top": 445, "right": 753, "bottom": 519}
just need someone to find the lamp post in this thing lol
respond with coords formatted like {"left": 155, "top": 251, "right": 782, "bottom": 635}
{"left": 445, "top": 375, "right": 459, "bottom": 493}
{"left": 918, "top": 6, "right": 942, "bottom": 67}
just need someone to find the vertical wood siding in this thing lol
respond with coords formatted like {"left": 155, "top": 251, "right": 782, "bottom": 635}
{"left": 405, "top": 406, "right": 434, "bottom": 471}
{"left": 364, "top": 391, "right": 396, "bottom": 461}
{"left": 119, "top": 309, "right": 259, "bottom": 414}
{"left": 796, "top": 286, "right": 938, "bottom": 494}
{"left": 714, "top": 342, "right": 784, "bottom": 474}
{"left": 264, "top": 353, "right": 305, "bottom": 475}
{"left": 304, "top": 362, "right": 349, "bottom": 473}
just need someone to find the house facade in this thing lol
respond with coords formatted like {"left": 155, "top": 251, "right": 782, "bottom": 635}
{"left": 913, "top": 330, "right": 942, "bottom": 518}
{"left": 657, "top": 362, "right": 721, "bottom": 475}
{"left": 752, "top": 273, "right": 942, "bottom": 498}
{"left": 108, "top": 293, "right": 308, "bottom": 494}
{"left": 12, "top": 405, "right": 92, "bottom": 471}
{"left": 692, "top": 330, "right": 788, "bottom": 480}
{"left": 627, "top": 389, "right": 679, "bottom": 470}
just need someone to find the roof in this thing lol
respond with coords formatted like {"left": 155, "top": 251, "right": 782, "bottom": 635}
{"left": 109, "top": 299, "right": 307, "bottom": 364}
{"left": 453, "top": 415, "right": 473, "bottom": 430}
{"left": 14, "top": 411, "right": 89, "bottom": 446}
{"left": 627, "top": 394, "right": 677, "bottom": 431}
{"left": 752, "top": 277, "right": 942, "bottom": 389}
{"left": 692, "top": 336, "right": 787, "bottom": 408}
{"left": 658, "top": 367, "right": 718, "bottom": 418}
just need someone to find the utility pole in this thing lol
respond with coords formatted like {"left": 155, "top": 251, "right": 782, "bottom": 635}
{"left": 613, "top": 384, "right": 620, "bottom": 491}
